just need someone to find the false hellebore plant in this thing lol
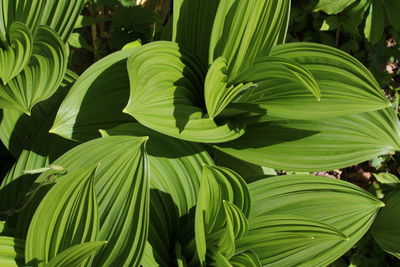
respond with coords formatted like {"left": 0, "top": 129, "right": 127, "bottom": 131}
{"left": 1, "top": 0, "right": 400, "bottom": 266}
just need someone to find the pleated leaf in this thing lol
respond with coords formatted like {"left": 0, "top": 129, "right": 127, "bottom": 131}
{"left": 40, "top": 0, "right": 85, "bottom": 42}
{"left": 371, "top": 192, "right": 400, "bottom": 259}
{"left": 209, "top": 0, "right": 290, "bottom": 79}
{"left": 33, "top": 136, "right": 150, "bottom": 267}
{"left": 384, "top": 0, "right": 400, "bottom": 31}
{"left": 0, "top": 26, "right": 67, "bottom": 114}
{"left": 364, "top": 0, "right": 384, "bottom": 44}
{"left": 232, "top": 56, "right": 321, "bottom": 119}
{"left": 103, "top": 123, "right": 214, "bottom": 266}
{"left": 314, "top": 0, "right": 356, "bottom": 14}
{"left": 247, "top": 175, "right": 383, "bottom": 266}
{"left": 172, "top": 0, "right": 220, "bottom": 66}
{"left": 0, "top": 22, "right": 32, "bottom": 84}
{"left": 47, "top": 241, "right": 107, "bottom": 267}
{"left": 0, "top": 0, "right": 45, "bottom": 41}
{"left": 195, "top": 165, "right": 251, "bottom": 264}
{"left": 215, "top": 107, "right": 400, "bottom": 172}
{"left": 0, "top": 237, "right": 24, "bottom": 267}
{"left": 25, "top": 165, "right": 99, "bottom": 267}
{"left": 123, "top": 41, "right": 245, "bottom": 143}
{"left": 205, "top": 57, "right": 253, "bottom": 119}
{"left": 270, "top": 42, "right": 390, "bottom": 119}
{"left": 51, "top": 49, "right": 137, "bottom": 141}
{"left": 230, "top": 250, "right": 261, "bottom": 267}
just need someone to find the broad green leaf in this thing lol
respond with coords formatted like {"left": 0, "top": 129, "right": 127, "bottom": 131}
{"left": 314, "top": 0, "right": 356, "bottom": 15}
{"left": 47, "top": 241, "right": 107, "bottom": 267}
{"left": 40, "top": 0, "right": 85, "bottom": 42}
{"left": 68, "top": 33, "right": 93, "bottom": 51}
{"left": 0, "top": 237, "right": 24, "bottom": 267}
{"left": 51, "top": 49, "right": 136, "bottom": 141}
{"left": 341, "top": 0, "right": 371, "bottom": 34}
{"left": 384, "top": 0, "right": 400, "bottom": 31}
{"left": 237, "top": 215, "right": 348, "bottom": 267}
{"left": 209, "top": 0, "right": 290, "bottom": 79}
{"left": 32, "top": 136, "right": 150, "bottom": 267}
{"left": 123, "top": 41, "right": 245, "bottom": 143}
{"left": 232, "top": 56, "right": 321, "bottom": 119}
{"left": 195, "top": 166, "right": 251, "bottom": 264}
{"left": 371, "top": 192, "right": 400, "bottom": 259}
{"left": 205, "top": 57, "right": 253, "bottom": 119}
{"left": 320, "top": 16, "right": 340, "bottom": 31}
{"left": 230, "top": 250, "right": 261, "bottom": 267}
{"left": 74, "top": 15, "right": 109, "bottom": 29}
{"left": 103, "top": 123, "right": 214, "bottom": 266}
{"left": 374, "top": 173, "right": 400, "bottom": 186}
{"left": 172, "top": 0, "right": 220, "bottom": 66}
{"left": 214, "top": 107, "right": 400, "bottom": 171}
{"left": 25, "top": 165, "right": 99, "bottom": 266}
{"left": 0, "top": 26, "right": 67, "bottom": 114}
{"left": 0, "top": 22, "right": 32, "bottom": 84}
{"left": 0, "top": 0, "right": 45, "bottom": 41}
{"left": 270, "top": 42, "right": 390, "bottom": 119}
{"left": 364, "top": 0, "right": 384, "bottom": 44}
{"left": 223, "top": 200, "right": 248, "bottom": 242}
{"left": 247, "top": 175, "right": 383, "bottom": 266}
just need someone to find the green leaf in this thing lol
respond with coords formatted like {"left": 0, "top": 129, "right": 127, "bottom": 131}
{"left": 232, "top": 56, "right": 321, "bottom": 119}
{"left": 74, "top": 15, "right": 109, "bottom": 29}
{"left": 372, "top": 192, "right": 400, "bottom": 259}
{"left": 40, "top": 0, "right": 85, "bottom": 42}
{"left": 214, "top": 107, "right": 400, "bottom": 171}
{"left": 314, "top": 0, "right": 356, "bottom": 15}
{"left": 247, "top": 175, "right": 383, "bottom": 266}
{"left": 103, "top": 123, "right": 214, "bottom": 266}
{"left": 68, "top": 33, "right": 93, "bottom": 51}
{"left": 172, "top": 0, "right": 220, "bottom": 66}
{"left": 374, "top": 173, "right": 400, "bottom": 186}
{"left": 364, "top": 0, "right": 384, "bottom": 44}
{"left": 33, "top": 136, "right": 150, "bottom": 267}
{"left": 47, "top": 241, "right": 107, "bottom": 267}
{"left": 341, "top": 0, "right": 371, "bottom": 34}
{"left": 50, "top": 49, "right": 136, "bottom": 141}
{"left": 0, "top": 22, "right": 32, "bottom": 84}
{"left": 209, "top": 0, "right": 290, "bottom": 79}
{"left": 237, "top": 215, "right": 348, "bottom": 267}
{"left": 384, "top": 0, "right": 400, "bottom": 31}
{"left": 205, "top": 57, "right": 253, "bottom": 119}
{"left": 0, "top": 26, "right": 68, "bottom": 114}
{"left": 25, "top": 165, "right": 99, "bottom": 266}
{"left": 270, "top": 42, "right": 390, "bottom": 119}
{"left": 0, "top": 236, "right": 24, "bottom": 267}
{"left": 123, "top": 41, "right": 245, "bottom": 143}
{"left": 195, "top": 165, "right": 251, "bottom": 264}
{"left": 230, "top": 250, "right": 261, "bottom": 267}
{"left": 320, "top": 16, "right": 340, "bottom": 31}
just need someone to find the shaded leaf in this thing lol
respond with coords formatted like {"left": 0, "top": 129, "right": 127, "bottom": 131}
{"left": 314, "top": 0, "right": 356, "bottom": 15}
{"left": 364, "top": 0, "right": 384, "bottom": 44}
{"left": 215, "top": 107, "right": 400, "bottom": 171}
{"left": 384, "top": 0, "right": 400, "bottom": 31}
{"left": 0, "top": 236, "right": 24, "bottom": 267}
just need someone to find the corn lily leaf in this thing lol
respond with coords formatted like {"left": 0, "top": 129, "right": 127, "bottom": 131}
{"left": 214, "top": 107, "right": 400, "bottom": 172}
{"left": 0, "top": 0, "right": 45, "bottom": 42}
{"left": 40, "top": 0, "right": 85, "bottom": 42}
{"left": 314, "top": 0, "right": 356, "bottom": 15}
{"left": 384, "top": 0, "right": 400, "bottom": 31}
{"left": 172, "top": 0, "right": 220, "bottom": 66}
{"left": 269, "top": 42, "right": 390, "bottom": 119}
{"left": 371, "top": 192, "right": 400, "bottom": 259}
{"left": 364, "top": 0, "right": 384, "bottom": 44}
{"left": 209, "top": 0, "right": 290, "bottom": 79}
{"left": 103, "top": 123, "right": 213, "bottom": 266}
{"left": 230, "top": 250, "right": 261, "bottom": 267}
{"left": 47, "top": 241, "right": 107, "bottom": 267}
{"left": 123, "top": 41, "right": 245, "bottom": 143}
{"left": 25, "top": 165, "right": 99, "bottom": 267}
{"left": 247, "top": 175, "right": 384, "bottom": 266}
{"left": 195, "top": 165, "right": 251, "bottom": 265}
{"left": 50, "top": 49, "right": 137, "bottom": 141}
{"left": 0, "top": 26, "right": 67, "bottom": 114}
{"left": 231, "top": 56, "right": 320, "bottom": 119}
{"left": 31, "top": 136, "right": 150, "bottom": 267}
{"left": 0, "top": 236, "right": 24, "bottom": 267}
{"left": 0, "top": 22, "right": 32, "bottom": 84}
